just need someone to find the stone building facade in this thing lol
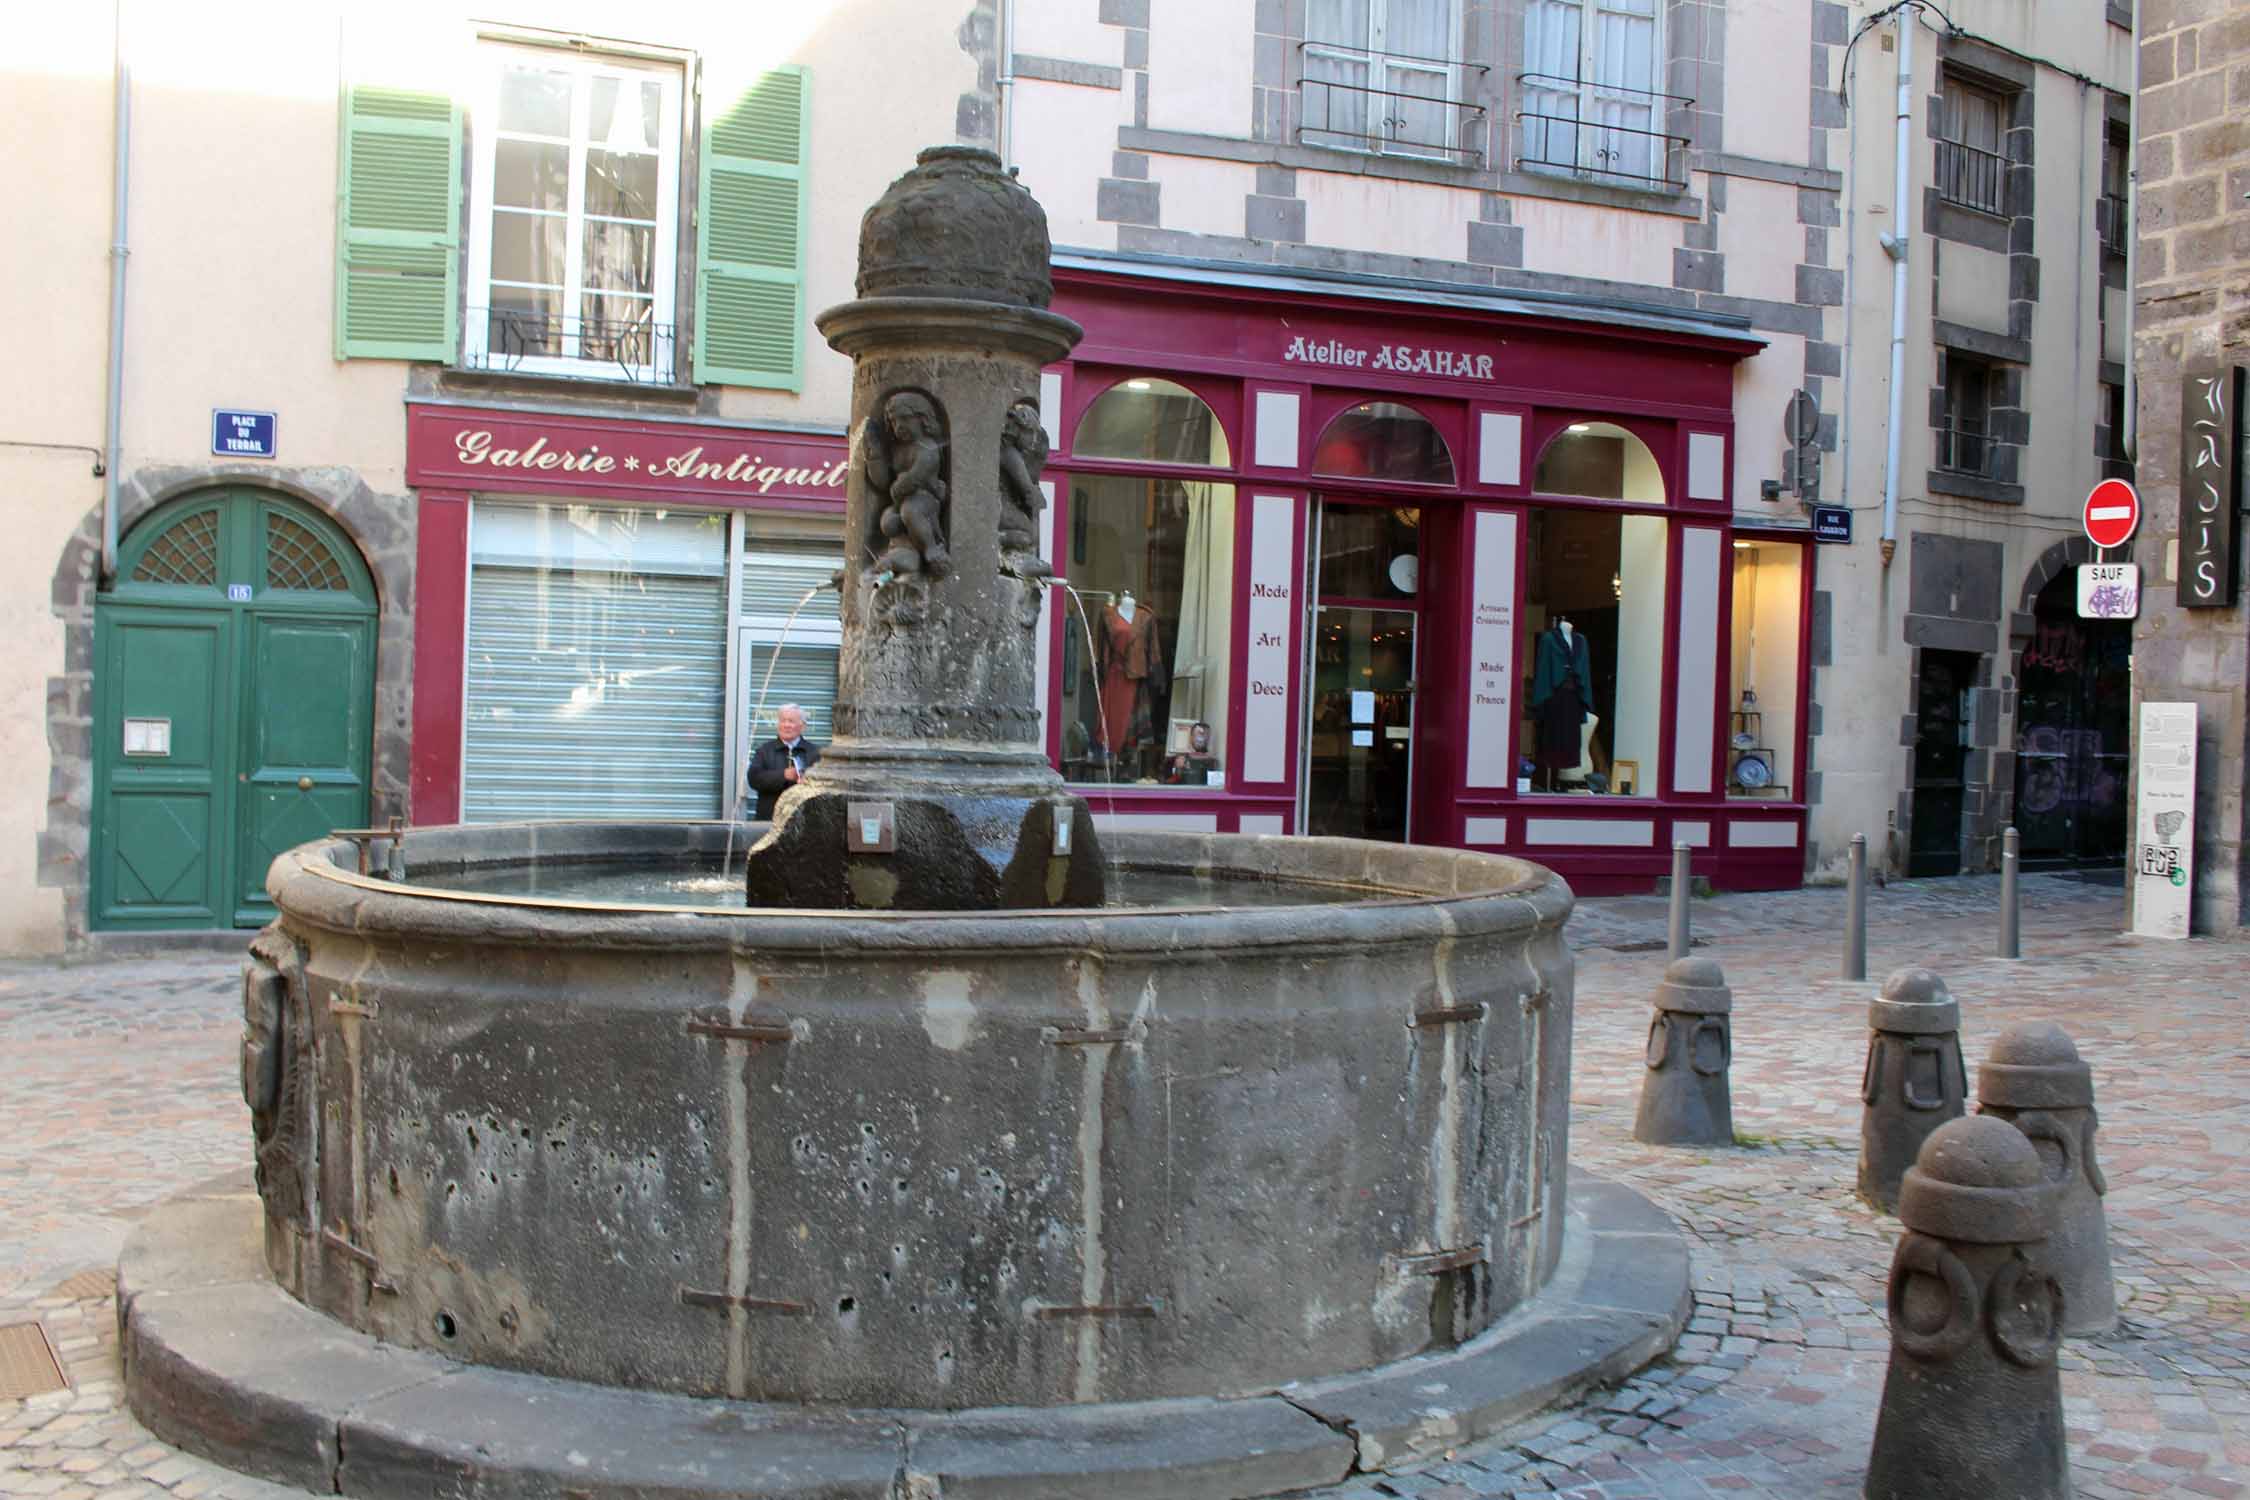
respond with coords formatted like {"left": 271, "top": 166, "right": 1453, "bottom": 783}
{"left": 2127, "top": 0, "right": 2250, "bottom": 932}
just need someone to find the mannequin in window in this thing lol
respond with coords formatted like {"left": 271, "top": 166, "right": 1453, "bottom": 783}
{"left": 1097, "top": 590, "right": 1167, "bottom": 778}
{"left": 1530, "top": 616, "right": 1593, "bottom": 792}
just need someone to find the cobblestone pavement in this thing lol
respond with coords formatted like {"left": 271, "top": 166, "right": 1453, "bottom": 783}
{"left": 3, "top": 872, "right": 2246, "bottom": 1499}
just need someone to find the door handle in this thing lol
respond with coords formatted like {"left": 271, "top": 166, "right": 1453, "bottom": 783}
{"left": 297, "top": 776, "right": 315, "bottom": 792}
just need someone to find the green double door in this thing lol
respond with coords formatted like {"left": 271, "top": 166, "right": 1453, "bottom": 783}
{"left": 92, "top": 491, "right": 377, "bottom": 930}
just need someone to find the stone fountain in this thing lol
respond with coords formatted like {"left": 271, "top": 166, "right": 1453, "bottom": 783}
{"left": 746, "top": 145, "right": 1100, "bottom": 911}
{"left": 116, "top": 148, "right": 1688, "bottom": 1500}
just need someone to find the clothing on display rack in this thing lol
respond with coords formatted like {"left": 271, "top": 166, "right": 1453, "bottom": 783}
{"left": 1530, "top": 622, "right": 1594, "bottom": 774}
{"left": 1096, "top": 599, "right": 1167, "bottom": 758}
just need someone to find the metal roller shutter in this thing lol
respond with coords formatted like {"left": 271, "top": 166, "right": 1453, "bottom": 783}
{"left": 464, "top": 565, "right": 726, "bottom": 821}
{"left": 739, "top": 539, "right": 843, "bottom": 746}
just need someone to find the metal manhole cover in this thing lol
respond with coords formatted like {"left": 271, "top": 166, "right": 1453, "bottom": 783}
{"left": 51, "top": 1268, "right": 116, "bottom": 1301}
{"left": 0, "top": 1321, "right": 68, "bottom": 1399}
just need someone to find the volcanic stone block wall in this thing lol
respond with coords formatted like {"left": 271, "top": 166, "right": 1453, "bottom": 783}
{"left": 2128, "top": 0, "right": 2250, "bottom": 933}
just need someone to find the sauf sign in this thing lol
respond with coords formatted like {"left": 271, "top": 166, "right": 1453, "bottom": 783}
{"left": 2179, "top": 367, "right": 2244, "bottom": 608}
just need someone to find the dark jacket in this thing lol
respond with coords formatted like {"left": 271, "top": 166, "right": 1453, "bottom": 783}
{"left": 747, "top": 736, "right": 822, "bottom": 819}
{"left": 1529, "top": 627, "right": 1592, "bottom": 715}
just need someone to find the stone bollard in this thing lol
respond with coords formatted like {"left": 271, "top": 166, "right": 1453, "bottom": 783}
{"left": 1858, "top": 966, "right": 1967, "bottom": 1213}
{"left": 1978, "top": 1021, "right": 2115, "bottom": 1335}
{"left": 1632, "top": 956, "right": 1734, "bottom": 1147}
{"left": 1865, "top": 1116, "right": 2070, "bottom": 1500}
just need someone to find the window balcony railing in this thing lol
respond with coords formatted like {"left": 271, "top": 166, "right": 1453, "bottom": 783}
{"left": 1512, "top": 74, "right": 1693, "bottom": 193}
{"left": 2097, "top": 191, "right": 2129, "bottom": 257}
{"left": 1935, "top": 138, "right": 2006, "bottom": 215}
{"left": 1937, "top": 423, "right": 1993, "bottom": 478}
{"left": 1296, "top": 76, "right": 1489, "bottom": 166}
{"left": 464, "top": 309, "right": 680, "bottom": 385}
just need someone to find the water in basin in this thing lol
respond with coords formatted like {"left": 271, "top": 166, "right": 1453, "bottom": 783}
{"left": 403, "top": 860, "right": 1381, "bottom": 910}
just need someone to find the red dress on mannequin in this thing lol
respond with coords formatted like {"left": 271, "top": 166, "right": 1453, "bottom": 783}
{"left": 1099, "top": 604, "right": 1142, "bottom": 754}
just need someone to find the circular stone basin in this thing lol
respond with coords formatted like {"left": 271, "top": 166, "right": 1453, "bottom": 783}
{"left": 244, "top": 820, "right": 1574, "bottom": 1411}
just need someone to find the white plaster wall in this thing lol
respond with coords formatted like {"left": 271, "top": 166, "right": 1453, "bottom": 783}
{"left": 1514, "top": 197, "right": 1676, "bottom": 288}
{"left": 1147, "top": 156, "right": 1263, "bottom": 239}
{"left": 1935, "top": 244, "right": 2010, "bottom": 333}
{"left": 1147, "top": 0, "right": 1253, "bottom": 139}
{"left": 1717, "top": 177, "right": 1802, "bottom": 302}
{"left": 1730, "top": 332, "right": 1805, "bottom": 505}
{"left": 0, "top": 8, "right": 116, "bottom": 953}
{"left": 1299, "top": 173, "right": 1478, "bottom": 262}
{"left": 1012, "top": 2, "right": 1124, "bottom": 67}
{"left": 1720, "top": 0, "right": 1810, "bottom": 162}
{"left": 1011, "top": 77, "right": 1130, "bottom": 253}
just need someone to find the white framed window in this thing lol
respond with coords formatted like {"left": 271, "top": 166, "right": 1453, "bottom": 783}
{"left": 465, "top": 43, "right": 684, "bottom": 382}
{"left": 1520, "top": 0, "right": 1674, "bottom": 188}
{"left": 730, "top": 535, "right": 844, "bottom": 813}
{"left": 1301, "top": 0, "right": 1469, "bottom": 162}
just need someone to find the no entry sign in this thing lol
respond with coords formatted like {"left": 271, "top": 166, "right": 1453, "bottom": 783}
{"left": 2083, "top": 479, "right": 2139, "bottom": 549}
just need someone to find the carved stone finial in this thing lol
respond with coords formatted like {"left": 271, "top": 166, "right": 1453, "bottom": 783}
{"left": 855, "top": 146, "right": 1054, "bottom": 308}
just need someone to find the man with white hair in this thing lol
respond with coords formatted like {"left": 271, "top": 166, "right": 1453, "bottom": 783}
{"left": 746, "top": 703, "right": 823, "bottom": 820}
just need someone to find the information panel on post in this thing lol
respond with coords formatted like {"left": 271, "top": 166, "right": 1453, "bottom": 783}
{"left": 2132, "top": 701, "right": 2197, "bottom": 940}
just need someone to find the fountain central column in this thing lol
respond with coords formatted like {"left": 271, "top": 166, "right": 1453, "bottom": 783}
{"left": 745, "top": 146, "right": 1104, "bottom": 909}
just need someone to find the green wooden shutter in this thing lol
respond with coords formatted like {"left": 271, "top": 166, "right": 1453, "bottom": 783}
{"left": 335, "top": 85, "right": 460, "bottom": 361}
{"left": 695, "top": 68, "right": 809, "bottom": 390}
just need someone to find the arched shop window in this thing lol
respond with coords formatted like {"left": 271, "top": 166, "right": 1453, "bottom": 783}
{"left": 1074, "top": 378, "right": 1231, "bottom": 465}
{"left": 1522, "top": 509, "right": 1669, "bottom": 798}
{"left": 1061, "top": 379, "right": 1236, "bottom": 791}
{"left": 1533, "top": 421, "right": 1664, "bottom": 502}
{"left": 1312, "top": 401, "right": 1456, "bottom": 485}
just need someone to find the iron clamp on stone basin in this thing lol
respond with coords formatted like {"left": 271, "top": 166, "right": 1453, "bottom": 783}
{"left": 237, "top": 821, "right": 1576, "bottom": 1411}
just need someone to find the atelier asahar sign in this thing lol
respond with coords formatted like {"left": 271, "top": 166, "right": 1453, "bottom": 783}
{"left": 1284, "top": 334, "right": 1496, "bottom": 380}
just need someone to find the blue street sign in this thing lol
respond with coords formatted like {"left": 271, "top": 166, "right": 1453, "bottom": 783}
{"left": 212, "top": 409, "right": 276, "bottom": 459}
{"left": 1811, "top": 505, "right": 1852, "bottom": 543}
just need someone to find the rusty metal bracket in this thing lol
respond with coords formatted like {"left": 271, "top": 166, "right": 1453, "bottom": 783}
{"left": 1509, "top": 1208, "right": 1545, "bottom": 1229}
{"left": 321, "top": 1226, "right": 397, "bottom": 1296}
{"left": 1032, "top": 1301, "right": 1160, "bottom": 1319}
{"left": 1043, "top": 1025, "right": 1135, "bottom": 1046}
{"left": 1521, "top": 985, "right": 1554, "bottom": 1012}
{"left": 1391, "top": 1243, "right": 1489, "bottom": 1276}
{"left": 1411, "top": 1002, "right": 1489, "bottom": 1028}
{"left": 685, "top": 1019, "right": 795, "bottom": 1044}
{"left": 678, "top": 1287, "right": 809, "bottom": 1315}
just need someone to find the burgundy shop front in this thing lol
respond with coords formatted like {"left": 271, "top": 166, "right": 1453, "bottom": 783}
{"left": 406, "top": 402, "right": 849, "bottom": 826}
{"left": 1037, "top": 259, "right": 1815, "bottom": 893}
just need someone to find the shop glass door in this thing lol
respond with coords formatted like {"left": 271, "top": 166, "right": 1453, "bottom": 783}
{"left": 1303, "top": 503, "right": 1421, "bottom": 841}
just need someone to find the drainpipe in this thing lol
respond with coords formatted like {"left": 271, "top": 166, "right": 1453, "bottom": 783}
{"left": 101, "top": 1, "right": 131, "bottom": 584}
{"left": 1878, "top": 6, "right": 1913, "bottom": 570}
{"left": 2121, "top": 0, "right": 2140, "bottom": 462}
{"left": 996, "top": 0, "right": 1017, "bottom": 172}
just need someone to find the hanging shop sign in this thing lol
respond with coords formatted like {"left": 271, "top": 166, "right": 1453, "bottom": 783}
{"left": 2076, "top": 562, "right": 2139, "bottom": 620}
{"left": 405, "top": 404, "right": 849, "bottom": 505}
{"left": 2178, "top": 367, "right": 2242, "bottom": 608}
{"left": 2132, "top": 701, "right": 2197, "bottom": 939}
{"left": 211, "top": 409, "right": 276, "bottom": 459}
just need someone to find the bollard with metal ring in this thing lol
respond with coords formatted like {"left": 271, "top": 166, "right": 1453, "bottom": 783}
{"left": 1998, "top": 825, "right": 2021, "bottom": 959}
{"left": 1865, "top": 1115, "right": 2070, "bottom": 1499}
{"left": 1666, "top": 841, "right": 1692, "bottom": 961}
{"left": 1632, "top": 956, "right": 1734, "bottom": 1147}
{"left": 1844, "top": 832, "right": 1868, "bottom": 981}
{"left": 1858, "top": 966, "right": 1968, "bottom": 1214}
{"left": 1977, "top": 1021, "right": 2114, "bottom": 1335}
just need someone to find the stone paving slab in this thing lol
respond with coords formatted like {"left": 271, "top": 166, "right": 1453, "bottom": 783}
{"left": 3, "top": 872, "right": 2247, "bottom": 1500}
